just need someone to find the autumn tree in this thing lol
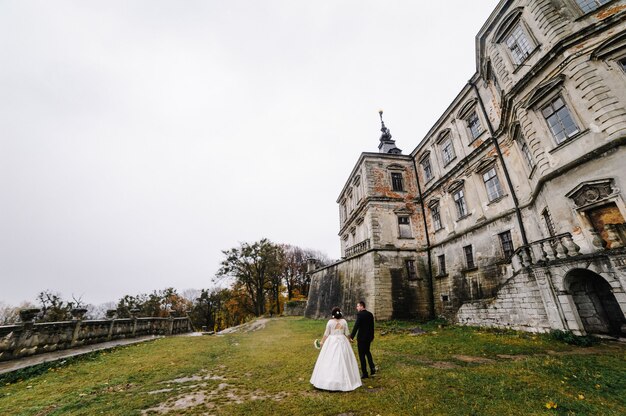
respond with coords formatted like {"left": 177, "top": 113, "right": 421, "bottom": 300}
{"left": 216, "top": 238, "right": 283, "bottom": 317}
{"left": 280, "top": 245, "right": 331, "bottom": 299}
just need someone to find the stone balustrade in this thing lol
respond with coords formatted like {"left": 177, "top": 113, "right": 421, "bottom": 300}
{"left": 512, "top": 233, "right": 582, "bottom": 272}
{"left": 0, "top": 311, "right": 193, "bottom": 362}
{"left": 345, "top": 238, "right": 370, "bottom": 258}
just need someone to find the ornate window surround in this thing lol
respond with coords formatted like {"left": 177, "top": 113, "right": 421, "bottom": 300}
{"left": 524, "top": 75, "right": 585, "bottom": 149}
{"left": 566, "top": 179, "right": 622, "bottom": 211}
{"left": 493, "top": 8, "right": 540, "bottom": 71}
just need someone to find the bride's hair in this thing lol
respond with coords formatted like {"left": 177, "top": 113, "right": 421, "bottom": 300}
{"left": 331, "top": 307, "right": 342, "bottom": 319}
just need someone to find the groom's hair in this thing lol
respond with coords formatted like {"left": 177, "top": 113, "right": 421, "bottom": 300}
{"left": 358, "top": 301, "right": 366, "bottom": 308}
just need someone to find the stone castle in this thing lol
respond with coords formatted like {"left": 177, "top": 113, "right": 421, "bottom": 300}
{"left": 305, "top": 0, "right": 626, "bottom": 337}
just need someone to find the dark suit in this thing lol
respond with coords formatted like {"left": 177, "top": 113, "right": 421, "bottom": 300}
{"left": 350, "top": 309, "right": 375, "bottom": 376}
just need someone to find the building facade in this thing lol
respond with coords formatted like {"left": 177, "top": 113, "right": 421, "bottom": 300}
{"left": 306, "top": 0, "right": 626, "bottom": 337}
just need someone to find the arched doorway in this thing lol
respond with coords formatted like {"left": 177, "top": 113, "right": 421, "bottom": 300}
{"left": 564, "top": 269, "right": 625, "bottom": 336}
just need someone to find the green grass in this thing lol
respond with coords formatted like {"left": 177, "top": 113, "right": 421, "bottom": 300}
{"left": 1, "top": 317, "right": 625, "bottom": 415}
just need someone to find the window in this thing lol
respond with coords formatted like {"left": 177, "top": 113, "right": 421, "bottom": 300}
{"left": 619, "top": 57, "right": 626, "bottom": 73}
{"left": 575, "top": 0, "right": 611, "bottom": 13}
{"left": 506, "top": 24, "right": 534, "bottom": 65}
{"left": 542, "top": 207, "right": 556, "bottom": 237}
{"left": 437, "top": 254, "right": 446, "bottom": 276}
{"left": 483, "top": 167, "right": 504, "bottom": 202}
{"left": 421, "top": 157, "right": 433, "bottom": 182}
{"left": 406, "top": 260, "right": 417, "bottom": 280}
{"left": 340, "top": 202, "right": 347, "bottom": 223}
{"left": 499, "top": 231, "right": 514, "bottom": 259}
{"left": 453, "top": 188, "right": 468, "bottom": 218}
{"left": 463, "top": 245, "right": 475, "bottom": 269}
{"left": 542, "top": 96, "right": 580, "bottom": 144}
{"left": 431, "top": 203, "right": 442, "bottom": 231}
{"left": 467, "top": 112, "right": 483, "bottom": 140}
{"left": 441, "top": 137, "right": 456, "bottom": 165}
{"left": 398, "top": 216, "right": 412, "bottom": 238}
{"left": 391, "top": 172, "right": 404, "bottom": 191}
{"left": 519, "top": 137, "right": 535, "bottom": 169}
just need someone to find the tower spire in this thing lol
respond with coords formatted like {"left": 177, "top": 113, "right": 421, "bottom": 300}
{"left": 377, "top": 110, "right": 402, "bottom": 154}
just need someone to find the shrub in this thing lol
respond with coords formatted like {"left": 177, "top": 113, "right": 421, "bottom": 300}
{"left": 549, "top": 329, "right": 598, "bottom": 347}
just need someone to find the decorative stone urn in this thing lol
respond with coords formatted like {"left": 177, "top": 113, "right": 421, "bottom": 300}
{"left": 19, "top": 308, "right": 41, "bottom": 323}
{"left": 129, "top": 308, "right": 141, "bottom": 318}
{"left": 71, "top": 308, "right": 88, "bottom": 320}
{"left": 105, "top": 309, "right": 117, "bottom": 319}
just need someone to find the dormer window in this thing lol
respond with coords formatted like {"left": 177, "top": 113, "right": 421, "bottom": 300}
{"left": 575, "top": 0, "right": 611, "bottom": 13}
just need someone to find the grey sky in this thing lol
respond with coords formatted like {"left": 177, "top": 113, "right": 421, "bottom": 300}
{"left": 0, "top": 0, "right": 499, "bottom": 306}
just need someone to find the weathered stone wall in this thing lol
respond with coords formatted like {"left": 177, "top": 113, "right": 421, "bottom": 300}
{"left": 0, "top": 317, "right": 193, "bottom": 362}
{"left": 305, "top": 253, "right": 375, "bottom": 320}
{"left": 456, "top": 271, "right": 551, "bottom": 332}
{"left": 284, "top": 300, "right": 307, "bottom": 316}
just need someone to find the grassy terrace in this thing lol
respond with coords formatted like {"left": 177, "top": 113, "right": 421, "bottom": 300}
{"left": 1, "top": 317, "right": 625, "bottom": 415}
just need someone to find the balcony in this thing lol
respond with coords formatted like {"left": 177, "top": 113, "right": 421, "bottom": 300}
{"left": 511, "top": 225, "right": 626, "bottom": 272}
{"left": 345, "top": 238, "right": 370, "bottom": 258}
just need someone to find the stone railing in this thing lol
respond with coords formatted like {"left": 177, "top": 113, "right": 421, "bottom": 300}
{"left": 512, "top": 232, "right": 582, "bottom": 272}
{"left": 345, "top": 238, "right": 370, "bottom": 258}
{"left": 0, "top": 310, "right": 193, "bottom": 362}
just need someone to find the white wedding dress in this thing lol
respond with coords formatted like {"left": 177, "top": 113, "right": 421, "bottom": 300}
{"left": 310, "top": 318, "right": 362, "bottom": 391}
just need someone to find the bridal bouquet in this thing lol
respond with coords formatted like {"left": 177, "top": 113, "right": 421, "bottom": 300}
{"left": 313, "top": 339, "right": 321, "bottom": 349}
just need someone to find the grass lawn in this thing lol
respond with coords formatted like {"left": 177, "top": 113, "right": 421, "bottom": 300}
{"left": 1, "top": 317, "right": 625, "bottom": 415}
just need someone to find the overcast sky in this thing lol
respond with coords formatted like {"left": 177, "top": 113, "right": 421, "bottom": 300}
{"left": 0, "top": 0, "right": 499, "bottom": 306}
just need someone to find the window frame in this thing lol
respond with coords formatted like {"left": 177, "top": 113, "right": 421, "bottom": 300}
{"left": 498, "top": 230, "right": 515, "bottom": 259}
{"left": 391, "top": 172, "right": 404, "bottom": 192}
{"left": 463, "top": 245, "right": 476, "bottom": 270}
{"left": 397, "top": 215, "right": 413, "bottom": 239}
{"left": 493, "top": 10, "right": 539, "bottom": 71}
{"left": 542, "top": 207, "right": 556, "bottom": 237}
{"left": 466, "top": 111, "right": 484, "bottom": 141}
{"left": 482, "top": 166, "right": 504, "bottom": 202}
{"left": 440, "top": 136, "right": 456, "bottom": 166}
{"left": 505, "top": 22, "right": 536, "bottom": 66}
{"left": 453, "top": 187, "right": 469, "bottom": 219}
{"left": 430, "top": 202, "right": 442, "bottom": 231}
{"left": 574, "top": 0, "right": 612, "bottom": 14}
{"left": 541, "top": 95, "right": 580, "bottom": 145}
{"left": 437, "top": 254, "right": 446, "bottom": 276}
{"left": 406, "top": 259, "right": 417, "bottom": 280}
{"left": 421, "top": 156, "right": 433, "bottom": 183}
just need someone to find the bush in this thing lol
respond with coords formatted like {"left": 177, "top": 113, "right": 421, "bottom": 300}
{"left": 549, "top": 329, "right": 598, "bottom": 347}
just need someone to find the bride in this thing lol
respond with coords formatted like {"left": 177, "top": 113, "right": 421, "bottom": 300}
{"left": 310, "top": 307, "right": 362, "bottom": 391}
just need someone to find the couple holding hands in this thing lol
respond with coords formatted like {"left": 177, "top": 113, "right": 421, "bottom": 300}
{"left": 310, "top": 301, "right": 376, "bottom": 392}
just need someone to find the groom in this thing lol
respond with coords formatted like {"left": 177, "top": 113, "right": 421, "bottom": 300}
{"left": 350, "top": 301, "right": 376, "bottom": 379}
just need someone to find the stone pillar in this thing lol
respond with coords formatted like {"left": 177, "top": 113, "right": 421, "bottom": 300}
{"left": 167, "top": 311, "right": 176, "bottom": 335}
{"left": 130, "top": 308, "right": 140, "bottom": 337}
{"left": 106, "top": 310, "right": 117, "bottom": 341}
{"left": 70, "top": 308, "right": 88, "bottom": 346}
